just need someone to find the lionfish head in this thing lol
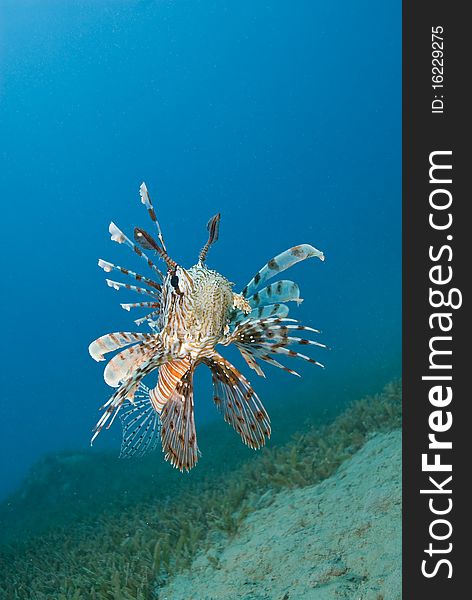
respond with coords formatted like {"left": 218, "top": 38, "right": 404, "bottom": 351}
{"left": 133, "top": 199, "right": 221, "bottom": 300}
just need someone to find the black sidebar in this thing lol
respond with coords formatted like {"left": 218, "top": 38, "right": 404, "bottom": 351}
{"left": 403, "top": 2, "right": 468, "bottom": 598}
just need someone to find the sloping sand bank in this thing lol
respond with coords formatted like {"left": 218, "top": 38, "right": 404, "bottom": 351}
{"left": 156, "top": 430, "right": 401, "bottom": 600}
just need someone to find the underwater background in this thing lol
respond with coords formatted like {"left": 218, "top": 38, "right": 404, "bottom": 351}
{"left": 0, "top": 0, "right": 401, "bottom": 598}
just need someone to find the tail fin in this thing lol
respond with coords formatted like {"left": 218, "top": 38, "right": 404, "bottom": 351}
{"left": 203, "top": 352, "right": 271, "bottom": 449}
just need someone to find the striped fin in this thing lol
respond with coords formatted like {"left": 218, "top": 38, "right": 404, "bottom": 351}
{"left": 109, "top": 222, "right": 164, "bottom": 280}
{"left": 134, "top": 309, "right": 160, "bottom": 326}
{"left": 88, "top": 332, "right": 152, "bottom": 362}
{"left": 149, "top": 358, "right": 191, "bottom": 414}
{"left": 160, "top": 368, "right": 199, "bottom": 471}
{"left": 119, "top": 383, "right": 161, "bottom": 459}
{"left": 236, "top": 342, "right": 302, "bottom": 377}
{"left": 248, "top": 280, "right": 301, "bottom": 308}
{"left": 238, "top": 346, "right": 266, "bottom": 377}
{"left": 103, "top": 339, "right": 158, "bottom": 387}
{"left": 203, "top": 352, "right": 271, "bottom": 449}
{"left": 228, "top": 317, "right": 326, "bottom": 374}
{"left": 224, "top": 317, "right": 297, "bottom": 344}
{"left": 251, "top": 352, "right": 301, "bottom": 377}
{"left": 139, "top": 182, "right": 167, "bottom": 252}
{"left": 250, "top": 303, "right": 290, "bottom": 320}
{"left": 231, "top": 317, "right": 321, "bottom": 337}
{"left": 105, "top": 279, "right": 160, "bottom": 299}
{"left": 230, "top": 303, "right": 289, "bottom": 328}
{"left": 134, "top": 228, "right": 177, "bottom": 271}
{"left": 120, "top": 302, "right": 160, "bottom": 312}
{"left": 280, "top": 335, "right": 326, "bottom": 349}
{"left": 262, "top": 345, "right": 325, "bottom": 368}
{"left": 98, "top": 259, "right": 161, "bottom": 291}
{"left": 91, "top": 354, "right": 165, "bottom": 445}
{"left": 242, "top": 244, "right": 324, "bottom": 298}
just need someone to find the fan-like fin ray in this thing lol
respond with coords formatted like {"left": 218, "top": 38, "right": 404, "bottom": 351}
{"left": 91, "top": 353, "right": 166, "bottom": 445}
{"left": 226, "top": 317, "right": 325, "bottom": 374}
{"left": 119, "top": 383, "right": 161, "bottom": 458}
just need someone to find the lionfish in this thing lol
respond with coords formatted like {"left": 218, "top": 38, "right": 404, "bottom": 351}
{"left": 89, "top": 183, "right": 326, "bottom": 471}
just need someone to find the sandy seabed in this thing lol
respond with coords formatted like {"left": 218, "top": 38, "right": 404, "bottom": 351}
{"left": 156, "top": 430, "right": 401, "bottom": 600}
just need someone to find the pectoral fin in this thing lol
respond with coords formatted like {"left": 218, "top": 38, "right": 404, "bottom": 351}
{"left": 203, "top": 352, "right": 271, "bottom": 449}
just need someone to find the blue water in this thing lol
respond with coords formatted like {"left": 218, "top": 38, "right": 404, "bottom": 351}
{"left": 0, "top": 0, "right": 400, "bottom": 501}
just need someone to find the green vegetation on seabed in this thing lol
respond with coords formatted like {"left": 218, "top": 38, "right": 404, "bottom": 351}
{"left": 0, "top": 380, "right": 401, "bottom": 599}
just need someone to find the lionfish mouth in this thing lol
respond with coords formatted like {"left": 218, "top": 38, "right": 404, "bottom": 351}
{"left": 88, "top": 182, "right": 326, "bottom": 472}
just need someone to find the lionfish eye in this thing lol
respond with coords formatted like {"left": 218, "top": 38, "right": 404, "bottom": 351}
{"left": 170, "top": 274, "right": 179, "bottom": 288}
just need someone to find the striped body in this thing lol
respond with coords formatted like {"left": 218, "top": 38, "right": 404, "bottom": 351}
{"left": 89, "top": 183, "right": 326, "bottom": 471}
{"left": 150, "top": 359, "right": 190, "bottom": 413}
